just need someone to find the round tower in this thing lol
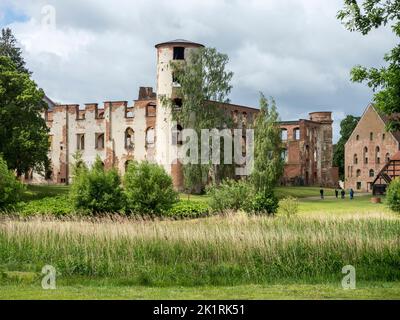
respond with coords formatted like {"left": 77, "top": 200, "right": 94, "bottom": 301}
{"left": 153, "top": 40, "right": 204, "bottom": 178}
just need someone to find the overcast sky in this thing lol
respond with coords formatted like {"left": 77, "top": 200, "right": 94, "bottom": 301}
{"left": 0, "top": 0, "right": 397, "bottom": 142}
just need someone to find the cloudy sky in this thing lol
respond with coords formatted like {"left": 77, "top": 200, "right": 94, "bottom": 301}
{"left": 0, "top": 0, "right": 397, "bottom": 142}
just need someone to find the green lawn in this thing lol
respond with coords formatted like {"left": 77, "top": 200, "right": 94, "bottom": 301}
{"left": 1, "top": 282, "right": 399, "bottom": 300}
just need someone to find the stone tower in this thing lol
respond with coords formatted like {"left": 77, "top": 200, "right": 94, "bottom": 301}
{"left": 154, "top": 39, "right": 204, "bottom": 180}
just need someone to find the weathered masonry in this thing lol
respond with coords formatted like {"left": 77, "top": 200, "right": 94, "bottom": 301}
{"left": 28, "top": 39, "right": 338, "bottom": 188}
{"left": 279, "top": 112, "right": 338, "bottom": 187}
{"left": 345, "top": 104, "right": 400, "bottom": 192}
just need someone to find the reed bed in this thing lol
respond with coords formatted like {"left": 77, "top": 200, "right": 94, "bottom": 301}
{"left": 0, "top": 212, "right": 399, "bottom": 286}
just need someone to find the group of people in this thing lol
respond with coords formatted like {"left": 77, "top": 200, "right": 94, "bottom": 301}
{"left": 319, "top": 188, "right": 354, "bottom": 200}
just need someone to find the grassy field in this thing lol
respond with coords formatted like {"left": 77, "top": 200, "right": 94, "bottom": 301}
{"left": 0, "top": 185, "right": 399, "bottom": 300}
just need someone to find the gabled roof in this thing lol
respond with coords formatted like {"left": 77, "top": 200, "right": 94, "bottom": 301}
{"left": 346, "top": 104, "right": 400, "bottom": 147}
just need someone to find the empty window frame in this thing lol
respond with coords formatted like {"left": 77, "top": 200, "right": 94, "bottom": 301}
{"left": 77, "top": 134, "right": 85, "bottom": 150}
{"left": 146, "top": 127, "right": 155, "bottom": 147}
{"left": 125, "top": 128, "right": 135, "bottom": 149}
{"left": 173, "top": 47, "right": 185, "bottom": 60}
{"left": 95, "top": 133, "right": 105, "bottom": 150}
{"left": 146, "top": 103, "right": 157, "bottom": 117}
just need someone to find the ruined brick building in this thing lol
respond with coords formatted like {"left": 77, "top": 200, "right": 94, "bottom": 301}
{"left": 345, "top": 104, "right": 400, "bottom": 192}
{"left": 30, "top": 39, "right": 338, "bottom": 188}
{"left": 279, "top": 112, "right": 338, "bottom": 187}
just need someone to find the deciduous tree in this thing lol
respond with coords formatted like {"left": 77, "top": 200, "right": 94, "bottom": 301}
{"left": 337, "top": 0, "right": 400, "bottom": 130}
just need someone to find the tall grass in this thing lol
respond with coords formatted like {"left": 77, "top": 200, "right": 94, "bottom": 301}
{"left": 0, "top": 213, "right": 399, "bottom": 286}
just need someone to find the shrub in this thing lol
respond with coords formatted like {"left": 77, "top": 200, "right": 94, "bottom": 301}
{"left": 278, "top": 196, "right": 299, "bottom": 218}
{"left": 0, "top": 156, "right": 24, "bottom": 209}
{"left": 18, "top": 195, "right": 73, "bottom": 216}
{"left": 243, "top": 190, "right": 279, "bottom": 215}
{"left": 124, "top": 161, "right": 178, "bottom": 215}
{"left": 164, "top": 200, "right": 209, "bottom": 219}
{"left": 386, "top": 178, "right": 400, "bottom": 213}
{"left": 70, "top": 156, "right": 124, "bottom": 214}
{"left": 206, "top": 179, "right": 252, "bottom": 213}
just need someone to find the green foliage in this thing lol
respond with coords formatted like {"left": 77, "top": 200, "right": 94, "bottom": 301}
{"left": 0, "top": 155, "right": 24, "bottom": 208}
{"left": 0, "top": 28, "right": 30, "bottom": 74}
{"left": 0, "top": 55, "right": 50, "bottom": 176}
{"left": 251, "top": 93, "right": 284, "bottom": 193}
{"left": 70, "top": 156, "right": 124, "bottom": 214}
{"left": 206, "top": 179, "right": 252, "bottom": 213}
{"left": 71, "top": 150, "right": 87, "bottom": 177}
{"left": 17, "top": 195, "right": 73, "bottom": 216}
{"left": 337, "top": 0, "right": 400, "bottom": 131}
{"left": 165, "top": 47, "right": 235, "bottom": 192}
{"left": 278, "top": 196, "right": 299, "bottom": 218}
{"left": 386, "top": 178, "right": 400, "bottom": 213}
{"left": 164, "top": 200, "right": 210, "bottom": 219}
{"left": 124, "top": 161, "right": 178, "bottom": 215}
{"left": 333, "top": 115, "right": 360, "bottom": 179}
{"left": 243, "top": 190, "right": 279, "bottom": 215}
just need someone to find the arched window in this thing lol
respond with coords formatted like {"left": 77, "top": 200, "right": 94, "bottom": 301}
{"left": 369, "top": 169, "right": 375, "bottom": 177}
{"left": 281, "top": 129, "right": 288, "bottom": 141}
{"left": 146, "top": 127, "right": 155, "bottom": 147}
{"left": 293, "top": 128, "right": 300, "bottom": 140}
{"left": 125, "top": 128, "right": 134, "bottom": 149}
{"left": 370, "top": 132, "right": 374, "bottom": 141}
{"left": 375, "top": 146, "right": 380, "bottom": 164}
{"left": 356, "top": 134, "right": 360, "bottom": 141}
{"left": 356, "top": 169, "right": 361, "bottom": 177}
{"left": 386, "top": 153, "right": 390, "bottom": 163}
{"left": 172, "top": 124, "right": 183, "bottom": 145}
{"left": 363, "top": 147, "right": 368, "bottom": 164}
{"left": 353, "top": 154, "right": 358, "bottom": 165}
{"left": 95, "top": 133, "right": 105, "bottom": 150}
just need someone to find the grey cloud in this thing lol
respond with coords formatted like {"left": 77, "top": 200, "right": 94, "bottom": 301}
{"left": 2, "top": 0, "right": 397, "bottom": 142}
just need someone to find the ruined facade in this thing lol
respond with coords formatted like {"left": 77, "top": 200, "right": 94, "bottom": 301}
{"left": 29, "top": 39, "right": 338, "bottom": 188}
{"left": 279, "top": 112, "right": 338, "bottom": 187}
{"left": 345, "top": 104, "right": 400, "bottom": 192}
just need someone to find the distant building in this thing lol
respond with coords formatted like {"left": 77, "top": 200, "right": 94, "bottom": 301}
{"left": 345, "top": 104, "right": 400, "bottom": 192}
{"left": 26, "top": 39, "right": 338, "bottom": 189}
{"left": 279, "top": 112, "right": 338, "bottom": 187}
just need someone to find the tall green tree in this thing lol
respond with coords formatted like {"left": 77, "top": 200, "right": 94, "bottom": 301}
{"left": 250, "top": 93, "right": 284, "bottom": 193}
{"left": 0, "top": 28, "right": 30, "bottom": 74}
{"left": 337, "top": 0, "right": 400, "bottom": 131}
{"left": 333, "top": 115, "right": 360, "bottom": 179}
{"left": 165, "top": 47, "right": 234, "bottom": 193}
{"left": 0, "top": 56, "right": 50, "bottom": 176}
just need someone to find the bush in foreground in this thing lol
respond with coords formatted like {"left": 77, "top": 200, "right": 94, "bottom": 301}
{"left": 0, "top": 156, "right": 24, "bottom": 209}
{"left": 386, "top": 178, "right": 400, "bottom": 213}
{"left": 124, "top": 161, "right": 178, "bottom": 215}
{"left": 243, "top": 190, "right": 279, "bottom": 215}
{"left": 164, "top": 200, "right": 209, "bottom": 219}
{"left": 207, "top": 179, "right": 279, "bottom": 215}
{"left": 278, "top": 196, "right": 299, "bottom": 218}
{"left": 18, "top": 195, "right": 73, "bottom": 216}
{"left": 70, "top": 157, "right": 124, "bottom": 214}
{"left": 206, "top": 179, "right": 252, "bottom": 213}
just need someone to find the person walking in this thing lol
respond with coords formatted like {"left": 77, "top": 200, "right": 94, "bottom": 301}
{"left": 350, "top": 188, "right": 354, "bottom": 200}
{"left": 320, "top": 188, "right": 324, "bottom": 200}
{"left": 341, "top": 189, "right": 345, "bottom": 199}
{"left": 335, "top": 188, "right": 339, "bottom": 199}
